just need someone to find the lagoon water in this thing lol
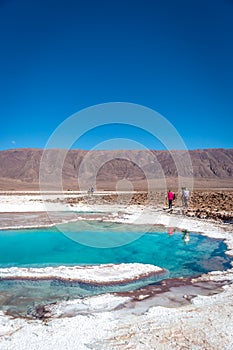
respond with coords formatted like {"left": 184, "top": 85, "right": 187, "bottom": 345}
{"left": 0, "top": 221, "right": 231, "bottom": 276}
{"left": 0, "top": 221, "right": 232, "bottom": 317}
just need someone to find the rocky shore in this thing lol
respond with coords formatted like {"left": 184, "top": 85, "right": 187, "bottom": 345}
{"left": 65, "top": 190, "right": 233, "bottom": 223}
{"left": 187, "top": 191, "right": 233, "bottom": 222}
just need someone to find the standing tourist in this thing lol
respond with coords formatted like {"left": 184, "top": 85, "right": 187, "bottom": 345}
{"left": 167, "top": 190, "right": 175, "bottom": 209}
{"left": 181, "top": 187, "right": 190, "bottom": 208}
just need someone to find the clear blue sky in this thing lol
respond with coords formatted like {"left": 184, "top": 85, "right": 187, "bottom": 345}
{"left": 1, "top": 0, "right": 233, "bottom": 150}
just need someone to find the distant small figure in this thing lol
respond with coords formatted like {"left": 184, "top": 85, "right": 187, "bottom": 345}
{"left": 90, "top": 186, "right": 94, "bottom": 194}
{"left": 181, "top": 187, "right": 190, "bottom": 208}
{"left": 182, "top": 229, "right": 190, "bottom": 244}
{"left": 167, "top": 190, "right": 175, "bottom": 209}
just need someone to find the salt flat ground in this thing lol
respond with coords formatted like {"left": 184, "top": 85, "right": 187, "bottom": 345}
{"left": 0, "top": 191, "right": 232, "bottom": 350}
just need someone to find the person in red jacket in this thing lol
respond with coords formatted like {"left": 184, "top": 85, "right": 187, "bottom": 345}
{"left": 167, "top": 190, "right": 175, "bottom": 209}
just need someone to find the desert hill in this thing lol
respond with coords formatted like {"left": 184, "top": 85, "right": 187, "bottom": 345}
{"left": 0, "top": 148, "right": 232, "bottom": 190}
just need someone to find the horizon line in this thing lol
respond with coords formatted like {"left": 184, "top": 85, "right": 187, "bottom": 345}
{"left": 1, "top": 147, "right": 233, "bottom": 152}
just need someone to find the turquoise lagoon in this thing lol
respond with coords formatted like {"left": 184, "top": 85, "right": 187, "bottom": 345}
{"left": 0, "top": 221, "right": 231, "bottom": 275}
{"left": 0, "top": 221, "right": 232, "bottom": 317}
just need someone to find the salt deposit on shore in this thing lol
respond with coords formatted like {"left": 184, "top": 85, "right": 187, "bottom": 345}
{"left": 0, "top": 191, "right": 136, "bottom": 213}
{"left": 0, "top": 192, "right": 233, "bottom": 349}
{"left": 0, "top": 263, "right": 166, "bottom": 284}
{"left": 0, "top": 279, "right": 233, "bottom": 349}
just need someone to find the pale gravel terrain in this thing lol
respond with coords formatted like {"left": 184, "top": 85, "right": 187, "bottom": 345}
{"left": 103, "top": 283, "right": 233, "bottom": 350}
{"left": 0, "top": 192, "right": 233, "bottom": 350}
{"left": 0, "top": 281, "right": 233, "bottom": 350}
